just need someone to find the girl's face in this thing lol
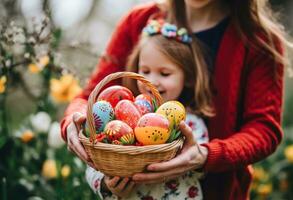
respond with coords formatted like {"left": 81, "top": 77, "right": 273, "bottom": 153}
{"left": 137, "top": 41, "right": 185, "bottom": 102}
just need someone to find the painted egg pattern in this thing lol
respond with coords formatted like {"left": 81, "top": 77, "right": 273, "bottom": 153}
{"left": 115, "top": 100, "right": 141, "bottom": 129}
{"left": 134, "top": 113, "right": 170, "bottom": 145}
{"left": 104, "top": 120, "right": 135, "bottom": 145}
{"left": 156, "top": 101, "right": 186, "bottom": 129}
{"left": 134, "top": 99, "right": 153, "bottom": 115}
{"left": 92, "top": 101, "right": 114, "bottom": 133}
{"left": 135, "top": 94, "right": 153, "bottom": 106}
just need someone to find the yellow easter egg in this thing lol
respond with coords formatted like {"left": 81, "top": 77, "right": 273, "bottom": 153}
{"left": 156, "top": 101, "right": 186, "bottom": 129}
{"left": 134, "top": 126, "right": 170, "bottom": 145}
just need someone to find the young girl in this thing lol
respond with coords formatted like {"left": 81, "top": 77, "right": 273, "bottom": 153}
{"left": 63, "top": 0, "right": 288, "bottom": 199}
{"left": 85, "top": 19, "right": 212, "bottom": 199}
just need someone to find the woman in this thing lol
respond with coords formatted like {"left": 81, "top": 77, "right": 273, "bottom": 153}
{"left": 61, "top": 0, "right": 289, "bottom": 199}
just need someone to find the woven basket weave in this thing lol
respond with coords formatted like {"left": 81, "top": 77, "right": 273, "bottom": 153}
{"left": 79, "top": 72, "right": 183, "bottom": 177}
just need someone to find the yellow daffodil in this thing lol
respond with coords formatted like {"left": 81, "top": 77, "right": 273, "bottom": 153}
{"left": 20, "top": 130, "right": 35, "bottom": 143}
{"left": 61, "top": 165, "right": 71, "bottom": 178}
{"left": 253, "top": 167, "right": 269, "bottom": 182}
{"left": 39, "top": 55, "right": 49, "bottom": 66}
{"left": 0, "top": 76, "right": 7, "bottom": 93}
{"left": 28, "top": 64, "right": 41, "bottom": 73}
{"left": 257, "top": 183, "right": 272, "bottom": 196}
{"left": 50, "top": 74, "right": 82, "bottom": 103}
{"left": 284, "top": 145, "right": 293, "bottom": 163}
{"left": 28, "top": 55, "right": 50, "bottom": 74}
{"left": 42, "top": 159, "right": 57, "bottom": 179}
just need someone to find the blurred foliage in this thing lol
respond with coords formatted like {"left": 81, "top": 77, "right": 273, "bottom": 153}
{"left": 250, "top": 127, "right": 293, "bottom": 200}
{"left": 0, "top": 1, "right": 96, "bottom": 199}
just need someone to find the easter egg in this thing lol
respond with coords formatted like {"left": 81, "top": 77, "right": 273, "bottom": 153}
{"left": 104, "top": 120, "right": 135, "bottom": 145}
{"left": 156, "top": 101, "right": 186, "bottom": 129}
{"left": 97, "top": 85, "right": 134, "bottom": 108}
{"left": 134, "top": 99, "right": 153, "bottom": 115}
{"left": 135, "top": 94, "right": 153, "bottom": 106}
{"left": 134, "top": 113, "right": 170, "bottom": 145}
{"left": 92, "top": 101, "right": 114, "bottom": 133}
{"left": 115, "top": 100, "right": 141, "bottom": 129}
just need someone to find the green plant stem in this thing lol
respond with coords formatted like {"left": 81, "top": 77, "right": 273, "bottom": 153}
{"left": 2, "top": 177, "right": 7, "bottom": 200}
{"left": 0, "top": 92, "right": 8, "bottom": 135}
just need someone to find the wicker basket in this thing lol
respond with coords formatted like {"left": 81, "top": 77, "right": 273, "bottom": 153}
{"left": 79, "top": 72, "right": 183, "bottom": 177}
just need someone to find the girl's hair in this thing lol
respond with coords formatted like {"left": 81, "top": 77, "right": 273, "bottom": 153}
{"left": 124, "top": 35, "right": 215, "bottom": 117}
{"left": 168, "top": 0, "right": 292, "bottom": 67}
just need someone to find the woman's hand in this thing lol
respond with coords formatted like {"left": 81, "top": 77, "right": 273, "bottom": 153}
{"left": 103, "top": 176, "right": 136, "bottom": 198}
{"left": 132, "top": 121, "right": 208, "bottom": 184}
{"left": 66, "top": 112, "right": 94, "bottom": 167}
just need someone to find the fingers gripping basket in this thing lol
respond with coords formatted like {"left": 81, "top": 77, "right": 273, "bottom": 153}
{"left": 79, "top": 72, "right": 183, "bottom": 177}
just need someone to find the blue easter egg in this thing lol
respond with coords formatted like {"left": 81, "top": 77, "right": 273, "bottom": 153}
{"left": 92, "top": 101, "right": 114, "bottom": 133}
{"left": 134, "top": 99, "right": 153, "bottom": 115}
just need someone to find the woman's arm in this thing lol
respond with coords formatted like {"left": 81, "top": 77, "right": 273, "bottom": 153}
{"left": 202, "top": 44, "right": 284, "bottom": 172}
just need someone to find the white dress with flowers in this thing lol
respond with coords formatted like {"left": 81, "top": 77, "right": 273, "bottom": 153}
{"left": 85, "top": 113, "right": 208, "bottom": 200}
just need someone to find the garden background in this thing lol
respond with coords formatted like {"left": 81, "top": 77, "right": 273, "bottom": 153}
{"left": 0, "top": 0, "right": 293, "bottom": 199}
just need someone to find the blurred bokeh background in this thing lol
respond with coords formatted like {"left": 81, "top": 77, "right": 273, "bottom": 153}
{"left": 0, "top": 0, "right": 293, "bottom": 199}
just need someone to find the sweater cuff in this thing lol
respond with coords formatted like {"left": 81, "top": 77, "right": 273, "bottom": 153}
{"left": 201, "top": 140, "right": 224, "bottom": 172}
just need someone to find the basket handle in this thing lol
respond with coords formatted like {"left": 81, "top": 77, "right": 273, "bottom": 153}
{"left": 87, "top": 72, "right": 163, "bottom": 142}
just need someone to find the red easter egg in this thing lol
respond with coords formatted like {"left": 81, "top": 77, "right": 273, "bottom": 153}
{"left": 104, "top": 120, "right": 135, "bottom": 145}
{"left": 98, "top": 85, "right": 134, "bottom": 107}
{"left": 115, "top": 100, "right": 141, "bottom": 129}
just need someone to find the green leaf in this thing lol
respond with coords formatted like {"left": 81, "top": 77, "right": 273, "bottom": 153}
{"left": 152, "top": 98, "right": 158, "bottom": 112}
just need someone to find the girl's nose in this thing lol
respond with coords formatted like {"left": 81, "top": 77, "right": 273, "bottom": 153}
{"left": 148, "top": 76, "right": 159, "bottom": 87}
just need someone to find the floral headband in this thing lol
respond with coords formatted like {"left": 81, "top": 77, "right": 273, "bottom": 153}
{"left": 142, "top": 20, "right": 192, "bottom": 44}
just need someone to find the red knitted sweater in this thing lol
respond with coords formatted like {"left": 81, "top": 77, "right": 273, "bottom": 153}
{"left": 60, "top": 2, "right": 284, "bottom": 199}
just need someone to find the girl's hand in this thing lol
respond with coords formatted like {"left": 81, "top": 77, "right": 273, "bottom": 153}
{"left": 132, "top": 121, "right": 208, "bottom": 184}
{"left": 103, "top": 176, "right": 136, "bottom": 198}
{"left": 67, "top": 112, "right": 94, "bottom": 167}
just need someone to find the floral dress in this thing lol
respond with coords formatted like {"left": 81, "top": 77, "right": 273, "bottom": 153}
{"left": 85, "top": 113, "right": 208, "bottom": 200}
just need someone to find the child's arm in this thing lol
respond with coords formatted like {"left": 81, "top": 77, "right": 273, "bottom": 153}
{"left": 85, "top": 166, "right": 136, "bottom": 199}
{"left": 185, "top": 113, "right": 209, "bottom": 144}
{"left": 85, "top": 166, "right": 108, "bottom": 199}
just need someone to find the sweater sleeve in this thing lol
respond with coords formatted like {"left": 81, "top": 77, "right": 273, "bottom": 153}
{"left": 202, "top": 44, "right": 284, "bottom": 172}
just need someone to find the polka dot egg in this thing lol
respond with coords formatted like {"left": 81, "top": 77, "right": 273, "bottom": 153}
{"left": 156, "top": 101, "right": 186, "bottom": 129}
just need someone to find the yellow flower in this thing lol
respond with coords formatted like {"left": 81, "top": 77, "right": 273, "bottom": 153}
{"left": 28, "top": 55, "right": 50, "bottom": 74}
{"left": 284, "top": 145, "right": 293, "bottom": 163}
{"left": 28, "top": 64, "right": 41, "bottom": 73}
{"left": 42, "top": 159, "right": 57, "bottom": 179}
{"left": 253, "top": 167, "right": 269, "bottom": 182}
{"left": 50, "top": 74, "right": 82, "bottom": 103}
{"left": 257, "top": 183, "right": 272, "bottom": 196}
{"left": 61, "top": 165, "right": 71, "bottom": 178}
{"left": 0, "top": 76, "right": 7, "bottom": 93}
{"left": 20, "top": 130, "right": 35, "bottom": 143}
{"left": 39, "top": 55, "right": 49, "bottom": 66}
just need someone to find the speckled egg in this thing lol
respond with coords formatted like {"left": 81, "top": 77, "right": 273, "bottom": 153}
{"left": 92, "top": 100, "right": 114, "bottom": 133}
{"left": 134, "top": 113, "right": 170, "bottom": 145}
{"left": 156, "top": 101, "right": 186, "bottom": 129}
{"left": 115, "top": 100, "right": 141, "bottom": 129}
